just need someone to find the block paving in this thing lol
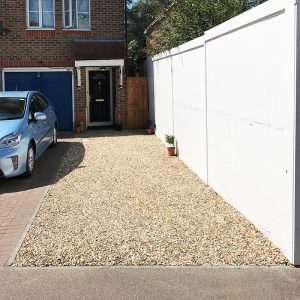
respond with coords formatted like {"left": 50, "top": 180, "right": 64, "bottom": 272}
{"left": 0, "top": 187, "right": 46, "bottom": 266}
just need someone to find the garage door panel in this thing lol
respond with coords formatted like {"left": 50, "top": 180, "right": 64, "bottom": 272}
{"left": 4, "top": 71, "right": 73, "bottom": 131}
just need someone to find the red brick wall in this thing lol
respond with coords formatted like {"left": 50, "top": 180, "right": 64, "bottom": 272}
{"left": 74, "top": 68, "right": 87, "bottom": 128}
{"left": 115, "top": 69, "right": 127, "bottom": 127}
{"left": 0, "top": 0, "right": 126, "bottom": 62}
{"left": 0, "top": 0, "right": 127, "bottom": 129}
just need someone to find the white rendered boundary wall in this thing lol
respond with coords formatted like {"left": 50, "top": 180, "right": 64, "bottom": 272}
{"left": 148, "top": 0, "right": 300, "bottom": 264}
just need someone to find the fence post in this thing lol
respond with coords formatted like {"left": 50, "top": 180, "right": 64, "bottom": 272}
{"left": 293, "top": 0, "right": 300, "bottom": 266}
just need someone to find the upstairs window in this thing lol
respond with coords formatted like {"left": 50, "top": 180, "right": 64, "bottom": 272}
{"left": 27, "top": 0, "right": 55, "bottom": 28}
{"left": 63, "top": 0, "right": 90, "bottom": 29}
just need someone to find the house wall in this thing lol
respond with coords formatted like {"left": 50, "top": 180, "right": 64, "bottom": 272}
{"left": 0, "top": 0, "right": 127, "bottom": 129}
{"left": 0, "top": 0, "right": 125, "bottom": 62}
{"left": 148, "top": 0, "right": 300, "bottom": 264}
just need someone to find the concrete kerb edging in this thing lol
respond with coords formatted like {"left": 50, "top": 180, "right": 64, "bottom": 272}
{"left": 5, "top": 185, "right": 51, "bottom": 267}
{"left": 0, "top": 265, "right": 296, "bottom": 271}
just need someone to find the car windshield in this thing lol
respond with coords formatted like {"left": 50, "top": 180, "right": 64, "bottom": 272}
{"left": 0, "top": 97, "right": 27, "bottom": 120}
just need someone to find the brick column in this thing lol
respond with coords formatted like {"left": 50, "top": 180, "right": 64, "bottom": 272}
{"left": 74, "top": 67, "right": 87, "bottom": 129}
{"left": 115, "top": 66, "right": 127, "bottom": 128}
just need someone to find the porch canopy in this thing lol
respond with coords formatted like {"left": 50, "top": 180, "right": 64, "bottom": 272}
{"left": 73, "top": 39, "right": 125, "bottom": 86}
{"left": 75, "top": 59, "right": 125, "bottom": 86}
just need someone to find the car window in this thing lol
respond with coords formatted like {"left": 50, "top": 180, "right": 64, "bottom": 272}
{"left": 37, "top": 94, "right": 49, "bottom": 110}
{"left": 28, "top": 95, "right": 43, "bottom": 122}
{"left": 0, "top": 97, "right": 27, "bottom": 120}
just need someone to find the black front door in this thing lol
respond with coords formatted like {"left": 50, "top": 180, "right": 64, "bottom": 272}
{"left": 89, "top": 71, "right": 111, "bottom": 123}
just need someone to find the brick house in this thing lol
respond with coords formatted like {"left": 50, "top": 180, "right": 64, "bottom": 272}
{"left": 0, "top": 0, "right": 127, "bottom": 131}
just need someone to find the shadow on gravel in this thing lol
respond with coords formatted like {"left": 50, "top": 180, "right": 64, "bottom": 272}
{"left": 0, "top": 130, "right": 146, "bottom": 194}
{"left": 0, "top": 140, "right": 85, "bottom": 194}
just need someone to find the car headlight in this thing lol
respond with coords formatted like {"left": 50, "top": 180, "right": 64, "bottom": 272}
{"left": 0, "top": 133, "right": 22, "bottom": 149}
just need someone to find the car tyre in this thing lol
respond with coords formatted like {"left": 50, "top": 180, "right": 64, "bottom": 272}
{"left": 50, "top": 125, "right": 58, "bottom": 148}
{"left": 24, "top": 143, "right": 35, "bottom": 177}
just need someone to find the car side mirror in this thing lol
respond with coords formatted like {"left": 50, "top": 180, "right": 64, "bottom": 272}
{"left": 34, "top": 112, "right": 46, "bottom": 121}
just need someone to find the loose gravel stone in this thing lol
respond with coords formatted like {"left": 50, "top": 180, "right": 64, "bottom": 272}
{"left": 13, "top": 130, "right": 289, "bottom": 267}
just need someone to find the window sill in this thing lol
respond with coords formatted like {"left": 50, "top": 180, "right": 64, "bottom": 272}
{"left": 26, "top": 28, "right": 55, "bottom": 31}
{"left": 63, "top": 28, "right": 91, "bottom": 31}
{"left": 63, "top": 30, "right": 91, "bottom": 37}
{"left": 26, "top": 30, "right": 56, "bottom": 38}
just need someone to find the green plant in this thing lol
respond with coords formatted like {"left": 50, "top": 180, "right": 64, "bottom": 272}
{"left": 165, "top": 134, "right": 175, "bottom": 147}
{"left": 145, "top": 0, "right": 253, "bottom": 56}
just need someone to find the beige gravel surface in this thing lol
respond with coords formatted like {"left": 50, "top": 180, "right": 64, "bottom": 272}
{"left": 14, "top": 131, "right": 288, "bottom": 267}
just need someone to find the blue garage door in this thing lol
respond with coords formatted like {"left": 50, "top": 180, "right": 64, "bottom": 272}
{"left": 4, "top": 71, "right": 73, "bottom": 131}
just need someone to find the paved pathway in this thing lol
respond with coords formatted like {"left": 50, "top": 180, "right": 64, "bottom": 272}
{"left": 0, "top": 267, "right": 300, "bottom": 300}
{"left": 0, "top": 187, "right": 46, "bottom": 266}
{"left": 0, "top": 140, "right": 71, "bottom": 266}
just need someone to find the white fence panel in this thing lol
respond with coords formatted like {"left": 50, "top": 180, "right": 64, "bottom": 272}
{"left": 172, "top": 46, "right": 208, "bottom": 181}
{"left": 153, "top": 57, "right": 173, "bottom": 140}
{"left": 205, "top": 2, "right": 296, "bottom": 260}
{"left": 148, "top": 0, "right": 299, "bottom": 264}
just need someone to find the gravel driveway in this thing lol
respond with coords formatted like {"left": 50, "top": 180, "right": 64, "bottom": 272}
{"left": 14, "top": 131, "right": 288, "bottom": 266}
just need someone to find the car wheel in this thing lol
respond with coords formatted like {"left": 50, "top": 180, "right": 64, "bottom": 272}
{"left": 50, "top": 125, "right": 57, "bottom": 148}
{"left": 24, "top": 143, "right": 35, "bottom": 177}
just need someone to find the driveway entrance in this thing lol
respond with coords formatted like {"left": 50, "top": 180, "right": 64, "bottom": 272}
{"left": 0, "top": 139, "right": 79, "bottom": 266}
{"left": 12, "top": 131, "right": 288, "bottom": 267}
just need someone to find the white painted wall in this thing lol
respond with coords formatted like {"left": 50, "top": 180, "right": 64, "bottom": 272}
{"left": 172, "top": 45, "right": 208, "bottom": 181}
{"left": 148, "top": 0, "right": 300, "bottom": 264}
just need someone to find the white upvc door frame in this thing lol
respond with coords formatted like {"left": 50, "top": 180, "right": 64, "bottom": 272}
{"left": 86, "top": 67, "right": 113, "bottom": 127}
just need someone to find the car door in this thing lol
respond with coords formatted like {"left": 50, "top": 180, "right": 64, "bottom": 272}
{"left": 35, "top": 94, "right": 52, "bottom": 153}
{"left": 37, "top": 93, "right": 53, "bottom": 146}
{"left": 28, "top": 94, "right": 45, "bottom": 157}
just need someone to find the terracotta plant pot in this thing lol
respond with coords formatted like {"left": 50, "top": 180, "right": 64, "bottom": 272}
{"left": 167, "top": 147, "right": 176, "bottom": 156}
{"left": 147, "top": 128, "right": 154, "bottom": 135}
{"left": 75, "top": 126, "right": 81, "bottom": 134}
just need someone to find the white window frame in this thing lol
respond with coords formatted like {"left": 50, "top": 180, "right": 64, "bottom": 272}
{"left": 26, "top": 0, "right": 55, "bottom": 29}
{"left": 63, "top": 0, "right": 91, "bottom": 30}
